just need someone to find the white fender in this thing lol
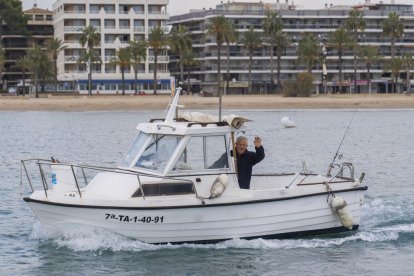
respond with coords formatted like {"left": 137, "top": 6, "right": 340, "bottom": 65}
{"left": 330, "top": 196, "right": 354, "bottom": 230}
{"left": 210, "top": 174, "right": 229, "bottom": 198}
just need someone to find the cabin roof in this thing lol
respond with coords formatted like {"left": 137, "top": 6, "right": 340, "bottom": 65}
{"left": 136, "top": 121, "right": 247, "bottom": 135}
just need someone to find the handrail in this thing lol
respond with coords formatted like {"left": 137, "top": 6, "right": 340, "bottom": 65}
{"left": 21, "top": 159, "right": 196, "bottom": 200}
{"left": 70, "top": 165, "right": 82, "bottom": 198}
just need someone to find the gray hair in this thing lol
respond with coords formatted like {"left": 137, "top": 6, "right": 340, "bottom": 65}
{"left": 236, "top": 136, "right": 247, "bottom": 144}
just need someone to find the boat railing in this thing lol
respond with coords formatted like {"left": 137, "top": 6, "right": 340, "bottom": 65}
{"left": 337, "top": 162, "right": 354, "bottom": 180}
{"left": 20, "top": 159, "right": 197, "bottom": 199}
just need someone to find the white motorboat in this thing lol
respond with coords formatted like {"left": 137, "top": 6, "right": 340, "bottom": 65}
{"left": 22, "top": 90, "right": 367, "bottom": 244}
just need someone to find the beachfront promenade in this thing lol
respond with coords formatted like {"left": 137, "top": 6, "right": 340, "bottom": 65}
{"left": 1, "top": 94, "right": 413, "bottom": 111}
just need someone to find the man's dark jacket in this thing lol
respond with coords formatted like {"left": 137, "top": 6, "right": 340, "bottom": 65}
{"left": 237, "top": 146, "right": 265, "bottom": 189}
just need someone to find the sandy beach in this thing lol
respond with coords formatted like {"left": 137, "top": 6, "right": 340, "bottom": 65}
{"left": 0, "top": 94, "right": 414, "bottom": 111}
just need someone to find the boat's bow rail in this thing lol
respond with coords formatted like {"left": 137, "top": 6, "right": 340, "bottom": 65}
{"left": 20, "top": 159, "right": 202, "bottom": 200}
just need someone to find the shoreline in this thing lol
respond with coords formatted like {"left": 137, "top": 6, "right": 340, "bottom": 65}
{"left": 1, "top": 94, "right": 414, "bottom": 111}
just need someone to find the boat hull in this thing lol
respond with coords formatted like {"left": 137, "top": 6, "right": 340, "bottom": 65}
{"left": 24, "top": 188, "right": 366, "bottom": 244}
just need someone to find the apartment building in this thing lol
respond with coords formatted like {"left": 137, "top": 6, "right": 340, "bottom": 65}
{"left": 52, "top": 0, "right": 171, "bottom": 94}
{"left": 1, "top": 4, "right": 53, "bottom": 93}
{"left": 169, "top": 1, "right": 414, "bottom": 94}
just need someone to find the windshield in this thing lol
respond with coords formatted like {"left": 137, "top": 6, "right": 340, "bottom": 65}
{"left": 135, "top": 135, "right": 182, "bottom": 172}
{"left": 119, "top": 132, "right": 150, "bottom": 167}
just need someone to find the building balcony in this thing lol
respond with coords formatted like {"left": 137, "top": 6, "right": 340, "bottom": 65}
{"left": 148, "top": 26, "right": 169, "bottom": 33}
{"left": 64, "top": 26, "right": 85, "bottom": 33}
{"left": 134, "top": 26, "right": 145, "bottom": 32}
{"left": 105, "top": 56, "right": 116, "bottom": 62}
{"left": 64, "top": 56, "right": 80, "bottom": 62}
{"left": 147, "top": 56, "right": 170, "bottom": 63}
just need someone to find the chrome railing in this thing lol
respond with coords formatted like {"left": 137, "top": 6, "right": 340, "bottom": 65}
{"left": 20, "top": 159, "right": 196, "bottom": 200}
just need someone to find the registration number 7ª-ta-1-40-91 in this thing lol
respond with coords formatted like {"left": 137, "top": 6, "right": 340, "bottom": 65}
{"left": 105, "top": 213, "right": 164, "bottom": 223}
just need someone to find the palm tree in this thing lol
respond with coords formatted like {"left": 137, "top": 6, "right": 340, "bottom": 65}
{"left": 169, "top": 25, "right": 192, "bottom": 86}
{"left": 345, "top": 10, "right": 365, "bottom": 93}
{"left": 128, "top": 40, "right": 147, "bottom": 95}
{"left": 263, "top": 10, "right": 283, "bottom": 91}
{"left": 147, "top": 25, "right": 168, "bottom": 95}
{"left": 206, "top": 16, "right": 232, "bottom": 120}
{"left": 15, "top": 55, "right": 31, "bottom": 96}
{"left": 383, "top": 12, "right": 404, "bottom": 59}
{"left": 386, "top": 57, "right": 404, "bottom": 93}
{"left": 181, "top": 51, "right": 199, "bottom": 93}
{"left": 110, "top": 48, "right": 131, "bottom": 95}
{"left": 240, "top": 27, "right": 262, "bottom": 94}
{"left": 358, "top": 45, "right": 379, "bottom": 94}
{"left": 297, "top": 33, "right": 320, "bottom": 73}
{"left": 27, "top": 44, "right": 48, "bottom": 98}
{"left": 46, "top": 38, "right": 67, "bottom": 93}
{"left": 0, "top": 45, "right": 4, "bottom": 90}
{"left": 274, "top": 31, "right": 291, "bottom": 93}
{"left": 224, "top": 23, "right": 237, "bottom": 94}
{"left": 402, "top": 54, "right": 413, "bottom": 94}
{"left": 328, "top": 28, "right": 354, "bottom": 93}
{"left": 39, "top": 53, "right": 53, "bottom": 93}
{"left": 79, "top": 25, "right": 101, "bottom": 96}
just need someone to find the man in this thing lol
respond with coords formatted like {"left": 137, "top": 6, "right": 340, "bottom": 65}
{"left": 235, "top": 136, "right": 265, "bottom": 189}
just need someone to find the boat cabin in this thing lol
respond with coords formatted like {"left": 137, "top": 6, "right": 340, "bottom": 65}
{"left": 119, "top": 120, "right": 241, "bottom": 177}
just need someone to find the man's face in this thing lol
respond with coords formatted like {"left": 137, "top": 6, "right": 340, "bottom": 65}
{"left": 236, "top": 139, "right": 248, "bottom": 155}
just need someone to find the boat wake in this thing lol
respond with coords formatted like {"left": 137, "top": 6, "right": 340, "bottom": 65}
{"left": 28, "top": 197, "right": 414, "bottom": 252}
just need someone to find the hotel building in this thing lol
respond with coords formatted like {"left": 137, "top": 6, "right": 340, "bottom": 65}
{"left": 169, "top": 1, "right": 414, "bottom": 94}
{"left": 1, "top": 4, "right": 53, "bottom": 93}
{"left": 52, "top": 0, "right": 171, "bottom": 94}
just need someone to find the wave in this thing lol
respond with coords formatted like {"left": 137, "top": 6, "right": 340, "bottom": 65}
{"left": 27, "top": 222, "right": 414, "bottom": 253}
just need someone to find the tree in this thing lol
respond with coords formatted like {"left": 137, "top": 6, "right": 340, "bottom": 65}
{"left": 383, "top": 12, "right": 404, "bottom": 59}
{"left": 181, "top": 51, "right": 199, "bottom": 93}
{"left": 240, "top": 27, "right": 262, "bottom": 94}
{"left": 274, "top": 31, "right": 291, "bottom": 93}
{"left": 110, "top": 48, "right": 131, "bottom": 95}
{"left": 46, "top": 38, "right": 67, "bottom": 93}
{"left": 206, "top": 15, "right": 232, "bottom": 120}
{"left": 15, "top": 55, "right": 31, "bottom": 96}
{"left": 224, "top": 23, "right": 237, "bottom": 94}
{"left": 358, "top": 45, "right": 379, "bottom": 94}
{"left": 0, "top": 45, "right": 4, "bottom": 90}
{"left": 263, "top": 10, "right": 283, "bottom": 92}
{"left": 79, "top": 25, "right": 101, "bottom": 96}
{"left": 128, "top": 40, "right": 147, "bottom": 95}
{"left": 27, "top": 44, "right": 48, "bottom": 98}
{"left": 297, "top": 33, "right": 320, "bottom": 73}
{"left": 402, "top": 54, "right": 413, "bottom": 94}
{"left": 38, "top": 52, "right": 53, "bottom": 93}
{"left": 0, "top": 0, "right": 27, "bottom": 37}
{"left": 386, "top": 57, "right": 403, "bottom": 93}
{"left": 169, "top": 25, "right": 192, "bottom": 86}
{"left": 328, "top": 28, "right": 354, "bottom": 93}
{"left": 345, "top": 9, "right": 365, "bottom": 93}
{"left": 147, "top": 25, "right": 168, "bottom": 95}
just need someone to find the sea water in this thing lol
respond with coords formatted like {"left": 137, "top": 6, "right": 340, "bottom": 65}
{"left": 1, "top": 109, "right": 414, "bottom": 275}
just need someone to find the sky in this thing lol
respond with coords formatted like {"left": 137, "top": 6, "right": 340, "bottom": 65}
{"left": 21, "top": 0, "right": 414, "bottom": 15}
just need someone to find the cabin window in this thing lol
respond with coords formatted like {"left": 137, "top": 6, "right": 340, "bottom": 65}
{"left": 120, "top": 132, "right": 149, "bottom": 167}
{"left": 132, "top": 182, "right": 195, "bottom": 197}
{"left": 135, "top": 135, "right": 181, "bottom": 172}
{"left": 173, "top": 135, "right": 228, "bottom": 171}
